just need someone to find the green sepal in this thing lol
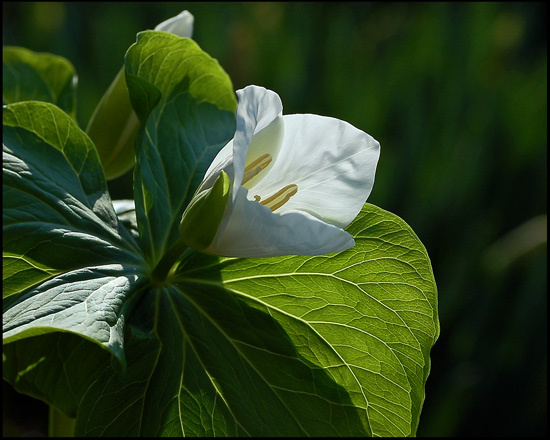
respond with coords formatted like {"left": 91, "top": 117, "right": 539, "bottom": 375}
{"left": 179, "top": 171, "right": 231, "bottom": 251}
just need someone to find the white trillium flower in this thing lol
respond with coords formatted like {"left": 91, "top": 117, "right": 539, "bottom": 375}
{"left": 182, "top": 85, "right": 380, "bottom": 258}
{"left": 155, "top": 10, "right": 194, "bottom": 37}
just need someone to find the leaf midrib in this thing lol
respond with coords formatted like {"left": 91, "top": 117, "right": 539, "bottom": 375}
{"left": 165, "top": 286, "right": 310, "bottom": 435}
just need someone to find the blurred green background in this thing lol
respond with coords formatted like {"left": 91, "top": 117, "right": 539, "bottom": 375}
{"left": 3, "top": 2, "right": 546, "bottom": 436}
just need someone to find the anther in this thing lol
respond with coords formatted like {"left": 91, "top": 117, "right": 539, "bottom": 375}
{"left": 242, "top": 154, "right": 272, "bottom": 185}
{"left": 259, "top": 184, "right": 298, "bottom": 212}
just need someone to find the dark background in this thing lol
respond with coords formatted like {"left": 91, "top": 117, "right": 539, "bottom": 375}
{"left": 3, "top": 2, "right": 547, "bottom": 436}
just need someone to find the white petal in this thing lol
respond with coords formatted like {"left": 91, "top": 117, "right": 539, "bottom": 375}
{"left": 155, "top": 10, "right": 194, "bottom": 38}
{"left": 199, "top": 139, "right": 235, "bottom": 193}
{"left": 198, "top": 86, "right": 284, "bottom": 197}
{"left": 232, "top": 86, "right": 283, "bottom": 193}
{"left": 248, "top": 114, "right": 380, "bottom": 228}
{"left": 206, "top": 186, "right": 355, "bottom": 257}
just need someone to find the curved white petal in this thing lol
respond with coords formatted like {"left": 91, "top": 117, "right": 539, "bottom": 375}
{"left": 191, "top": 86, "right": 379, "bottom": 258}
{"left": 248, "top": 114, "right": 380, "bottom": 228}
{"left": 155, "top": 10, "right": 194, "bottom": 38}
{"left": 199, "top": 86, "right": 284, "bottom": 198}
{"left": 231, "top": 86, "right": 284, "bottom": 194}
{"left": 206, "top": 186, "right": 355, "bottom": 257}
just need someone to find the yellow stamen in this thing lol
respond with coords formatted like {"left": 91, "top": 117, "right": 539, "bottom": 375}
{"left": 242, "top": 154, "right": 272, "bottom": 185}
{"left": 259, "top": 184, "right": 298, "bottom": 212}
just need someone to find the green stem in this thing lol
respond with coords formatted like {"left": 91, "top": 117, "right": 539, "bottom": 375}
{"left": 48, "top": 405, "right": 75, "bottom": 437}
{"left": 150, "top": 239, "right": 189, "bottom": 283}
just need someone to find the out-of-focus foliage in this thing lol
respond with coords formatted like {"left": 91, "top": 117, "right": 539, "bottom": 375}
{"left": 2, "top": 2, "right": 546, "bottom": 437}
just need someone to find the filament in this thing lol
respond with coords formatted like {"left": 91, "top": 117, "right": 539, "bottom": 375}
{"left": 242, "top": 154, "right": 272, "bottom": 185}
{"left": 259, "top": 184, "right": 298, "bottom": 212}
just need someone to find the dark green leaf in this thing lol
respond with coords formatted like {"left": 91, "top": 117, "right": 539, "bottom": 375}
{"left": 2, "top": 102, "right": 142, "bottom": 297}
{"left": 3, "top": 101, "right": 148, "bottom": 366}
{"left": 3, "top": 332, "right": 110, "bottom": 417}
{"left": 2, "top": 46, "right": 77, "bottom": 117}
{"left": 124, "top": 31, "right": 237, "bottom": 264}
{"left": 3, "top": 264, "right": 148, "bottom": 367}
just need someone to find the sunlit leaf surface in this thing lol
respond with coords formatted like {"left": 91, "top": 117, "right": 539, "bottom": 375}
{"left": 75, "top": 204, "right": 439, "bottom": 437}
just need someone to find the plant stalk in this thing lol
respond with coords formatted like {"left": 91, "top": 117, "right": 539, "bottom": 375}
{"left": 150, "top": 239, "right": 189, "bottom": 283}
{"left": 48, "top": 405, "right": 76, "bottom": 437}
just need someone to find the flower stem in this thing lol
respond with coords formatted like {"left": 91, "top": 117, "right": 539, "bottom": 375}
{"left": 150, "top": 239, "right": 189, "bottom": 283}
{"left": 48, "top": 405, "right": 75, "bottom": 437}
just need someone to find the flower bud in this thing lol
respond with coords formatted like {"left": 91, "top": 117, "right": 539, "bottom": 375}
{"left": 155, "top": 10, "right": 194, "bottom": 37}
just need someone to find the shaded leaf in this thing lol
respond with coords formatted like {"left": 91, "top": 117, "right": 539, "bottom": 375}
{"left": 124, "top": 31, "right": 237, "bottom": 264}
{"left": 3, "top": 264, "right": 148, "bottom": 368}
{"left": 3, "top": 332, "right": 110, "bottom": 417}
{"left": 86, "top": 68, "right": 139, "bottom": 180}
{"left": 2, "top": 101, "right": 149, "bottom": 412}
{"left": 2, "top": 102, "right": 142, "bottom": 297}
{"left": 2, "top": 46, "right": 77, "bottom": 117}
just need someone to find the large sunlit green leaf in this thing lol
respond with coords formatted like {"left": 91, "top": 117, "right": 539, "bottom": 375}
{"left": 124, "top": 31, "right": 237, "bottom": 265}
{"left": 74, "top": 203, "right": 439, "bottom": 437}
{"left": 2, "top": 47, "right": 77, "bottom": 117}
